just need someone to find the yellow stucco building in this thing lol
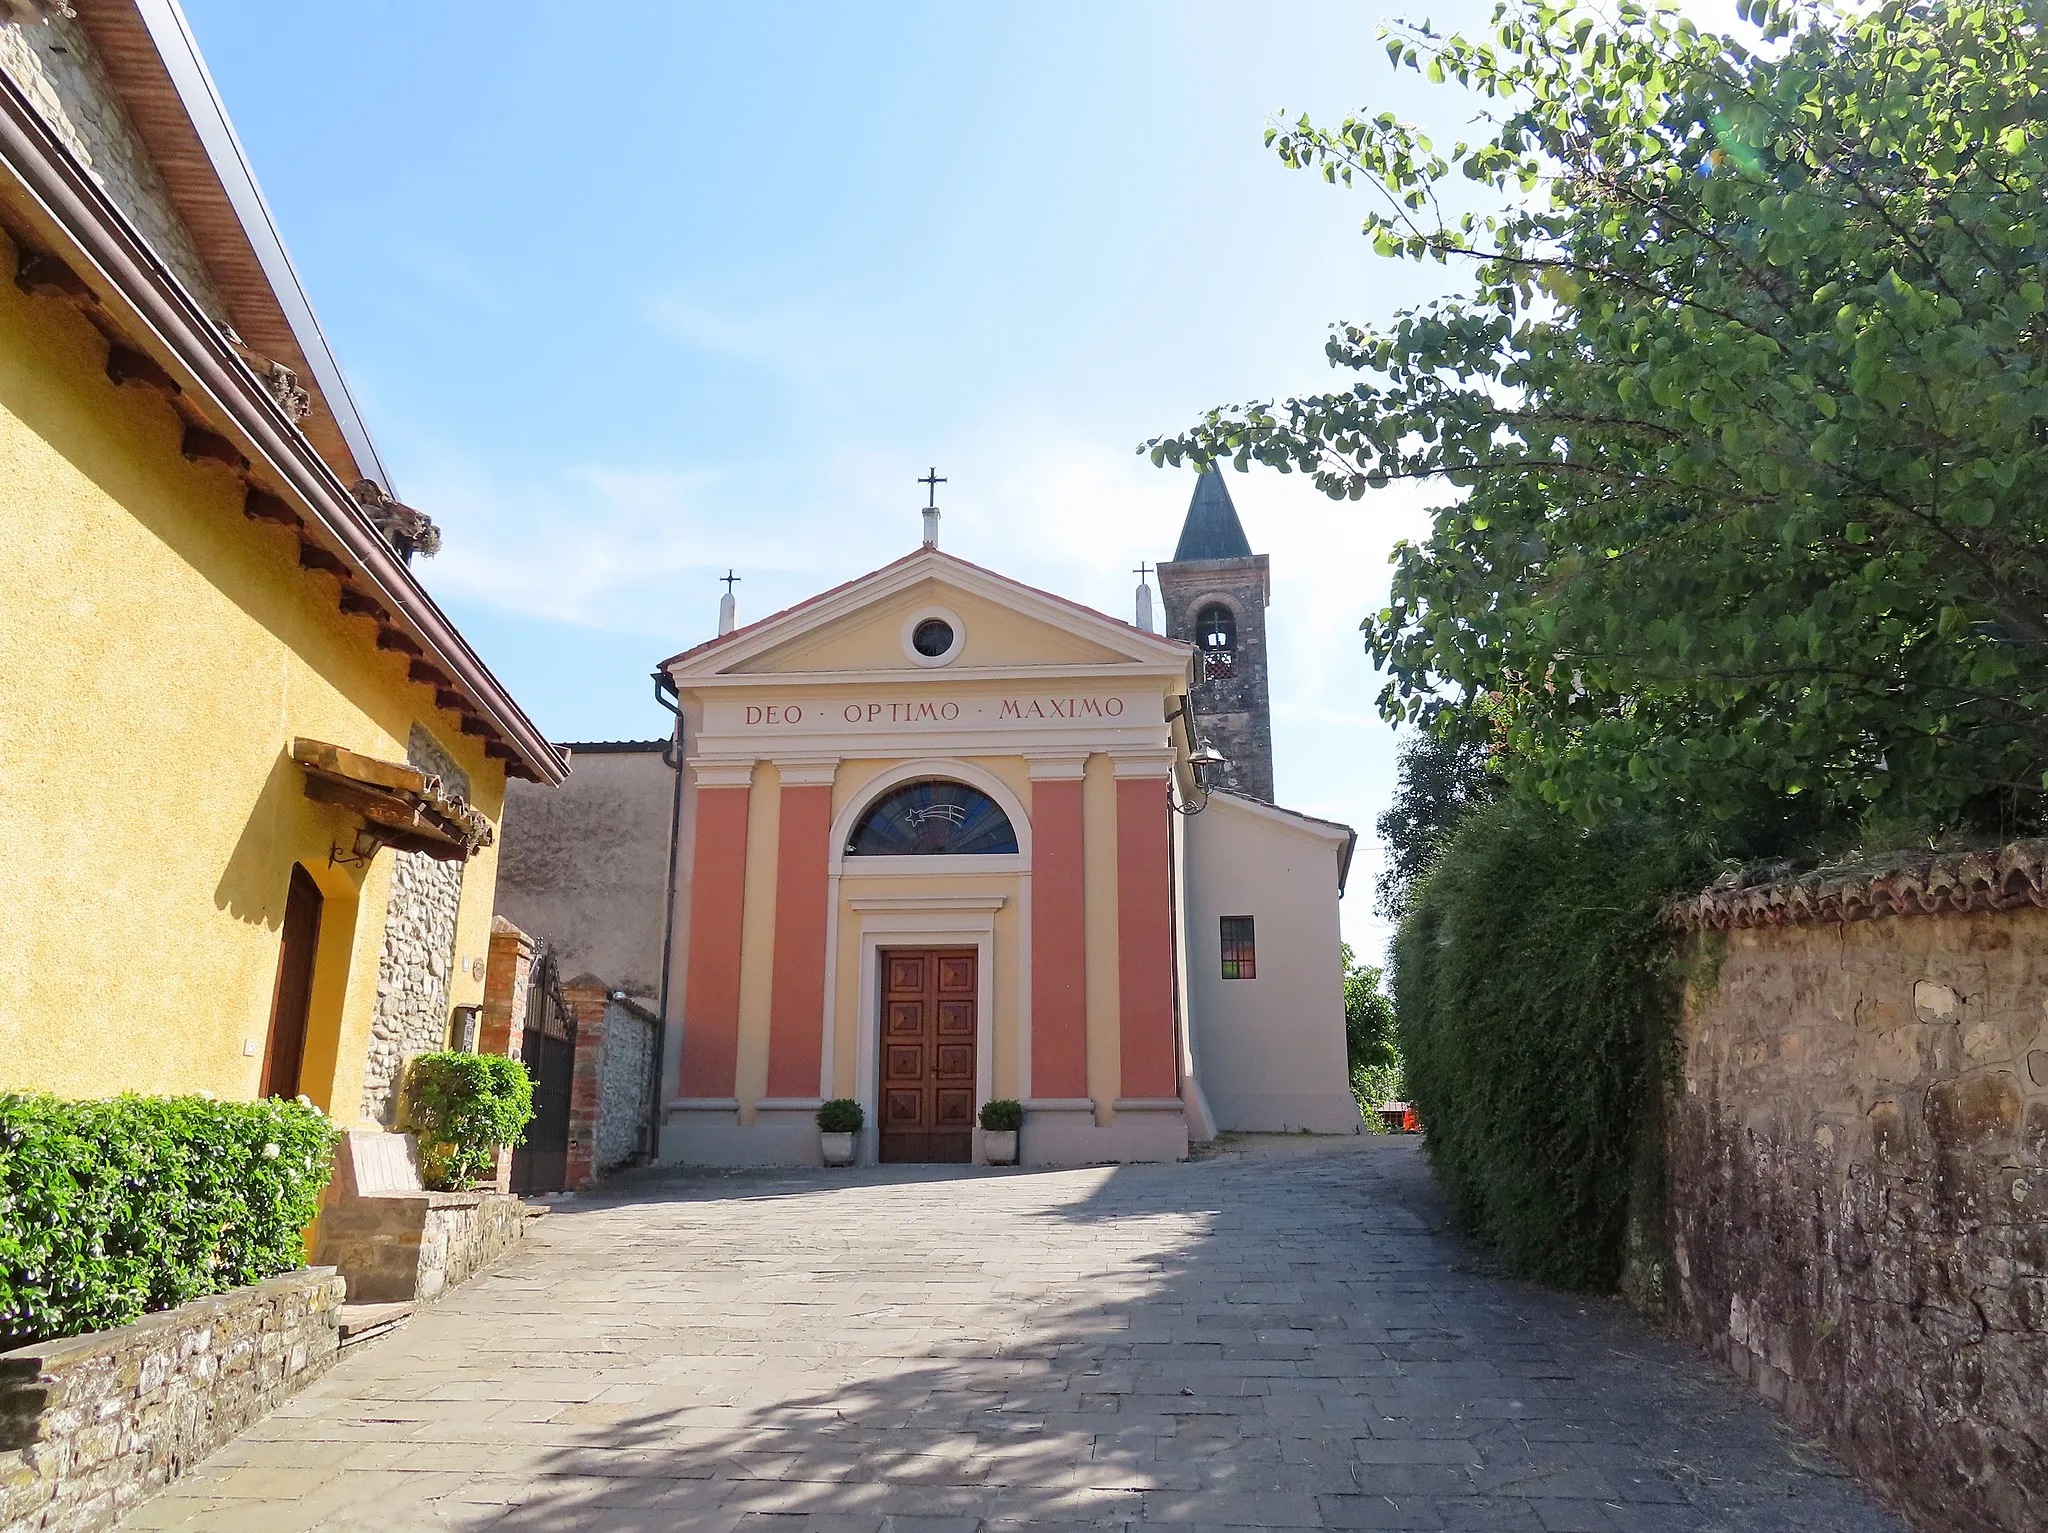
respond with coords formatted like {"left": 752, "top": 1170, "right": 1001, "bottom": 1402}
{"left": 0, "top": 3, "right": 564, "bottom": 1124}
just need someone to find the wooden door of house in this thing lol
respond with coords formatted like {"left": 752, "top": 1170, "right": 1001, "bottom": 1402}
{"left": 260, "top": 865, "right": 323, "bottom": 1099}
{"left": 511, "top": 947, "right": 576, "bottom": 1194}
{"left": 879, "top": 948, "right": 977, "bottom": 1163}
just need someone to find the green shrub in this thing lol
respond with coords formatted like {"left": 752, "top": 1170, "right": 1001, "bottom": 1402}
{"left": 1393, "top": 797, "right": 1686, "bottom": 1289}
{"left": 817, "top": 1099, "right": 864, "bottom": 1133}
{"left": 0, "top": 1093, "right": 338, "bottom": 1347}
{"left": 1343, "top": 948, "right": 1404, "bottom": 1129}
{"left": 978, "top": 1099, "right": 1023, "bottom": 1132}
{"left": 404, "top": 1053, "right": 533, "bottom": 1190}
{"left": 1349, "top": 1061, "right": 1405, "bottom": 1132}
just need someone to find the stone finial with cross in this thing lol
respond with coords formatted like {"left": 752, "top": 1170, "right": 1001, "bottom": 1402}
{"left": 919, "top": 468, "right": 946, "bottom": 548}
{"left": 717, "top": 569, "right": 740, "bottom": 636}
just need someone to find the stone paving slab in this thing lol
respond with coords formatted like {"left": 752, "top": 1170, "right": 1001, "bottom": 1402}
{"left": 118, "top": 1138, "right": 1910, "bottom": 1532}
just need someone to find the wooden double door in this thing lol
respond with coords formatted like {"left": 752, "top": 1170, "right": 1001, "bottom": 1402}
{"left": 880, "top": 948, "right": 978, "bottom": 1163}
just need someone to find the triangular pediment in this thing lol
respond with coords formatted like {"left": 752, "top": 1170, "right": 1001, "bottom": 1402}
{"left": 663, "top": 550, "right": 1191, "bottom": 681}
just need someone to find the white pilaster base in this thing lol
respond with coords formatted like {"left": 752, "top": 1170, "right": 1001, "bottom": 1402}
{"left": 1022, "top": 1097, "right": 1188, "bottom": 1165}
{"left": 661, "top": 1101, "right": 822, "bottom": 1167}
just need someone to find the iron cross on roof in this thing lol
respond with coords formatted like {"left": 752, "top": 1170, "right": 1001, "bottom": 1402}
{"left": 918, "top": 467, "right": 947, "bottom": 508}
{"left": 720, "top": 570, "right": 740, "bottom": 593}
{"left": 1134, "top": 562, "right": 1153, "bottom": 582}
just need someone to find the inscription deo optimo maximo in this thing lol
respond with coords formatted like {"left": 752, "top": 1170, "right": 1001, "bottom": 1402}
{"left": 740, "top": 696, "right": 1130, "bottom": 727}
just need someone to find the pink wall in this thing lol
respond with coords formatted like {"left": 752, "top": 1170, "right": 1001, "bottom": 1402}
{"left": 1031, "top": 775, "right": 1088, "bottom": 1098}
{"left": 1116, "top": 775, "right": 1177, "bottom": 1100}
{"left": 765, "top": 783, "right": 832, "bottom": 1098}
{"left": 678, "top": 784, "right": 749, "bottom": 1098}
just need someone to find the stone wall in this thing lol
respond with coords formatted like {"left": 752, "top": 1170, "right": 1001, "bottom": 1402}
{"left": 0, "top": 1268, "right": 344, "bottom": 1533}
{"left": 0, "top": 14, "right": 229, "bottom": 323}
{"left": 561, "top": 980, "right": 658, "bottom": 1190}
{"left": 1667, "top": 881, "right": 2048, "bottom": 1533}
{"left": 595, "top": 994, "right": 658, "bottom": 1175}
{"left": 360, "top": 727, "right": 469, "bottom": 1124}
{"left": 311, "top": 1131, "right": 529, "bottom": 1304}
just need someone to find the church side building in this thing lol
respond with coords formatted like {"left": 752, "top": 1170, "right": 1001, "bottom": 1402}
{"left": 500, "top": 477, "right": 1361, "bottom": 1167}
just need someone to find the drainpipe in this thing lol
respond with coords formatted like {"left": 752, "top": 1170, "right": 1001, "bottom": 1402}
{"left": 648, "top": 667, "right": 686, "bottom": 1162}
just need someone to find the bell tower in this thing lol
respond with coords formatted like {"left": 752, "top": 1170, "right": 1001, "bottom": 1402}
{"left": 1157, "top": 471, "right": 1274, "bottom": 802}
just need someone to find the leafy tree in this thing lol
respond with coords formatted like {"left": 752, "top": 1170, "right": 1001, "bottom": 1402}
{"left": 1343, "top": 945, "right": 1405, "bottom": 1121}
{"left": 1375, "top": 730, "right": 1498, "bottom": 919}
{"left": 1152, "top": 0, "right": 2048, "bottom": 841}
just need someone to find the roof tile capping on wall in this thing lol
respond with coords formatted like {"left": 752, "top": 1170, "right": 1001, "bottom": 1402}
{"left": 1668, "top": 837, "right": 2048, "bottom": 930}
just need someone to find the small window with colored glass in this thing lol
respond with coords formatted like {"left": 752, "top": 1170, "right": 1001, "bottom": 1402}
{"left": 1219, "top": 916, "right": 1256, "bottom": 980}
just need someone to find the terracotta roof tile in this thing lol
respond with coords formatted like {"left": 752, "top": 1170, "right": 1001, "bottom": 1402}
{"left": 1668, "top": 839, "right": 2048, "bottom": 930}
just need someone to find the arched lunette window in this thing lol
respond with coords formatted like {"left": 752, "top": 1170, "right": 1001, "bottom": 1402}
{"left": 846, "top": 779, "right": 1019, "bottom": 856}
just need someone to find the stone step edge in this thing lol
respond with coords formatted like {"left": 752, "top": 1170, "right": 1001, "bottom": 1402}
{"left": 338, "top": 1301, "right": 416, "bottom": 1349}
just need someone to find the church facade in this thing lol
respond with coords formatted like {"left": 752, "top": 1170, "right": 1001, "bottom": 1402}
{"left": 498, "top": 476, "right": 1361, "bottom": 1168}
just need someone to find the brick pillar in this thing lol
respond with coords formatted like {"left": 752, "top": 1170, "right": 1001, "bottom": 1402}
{"left": 561, "top": 979, "right": 610, "bottom": 1191}
{"left": 680, "top": 771, "right": 752, "bottom": 1099}
{"left": 480, "top": 917, "right": 535, "bottom": 1059}
{"left": 1028, "top": 757, "right": 1089, "bottom": 1099}
{"left": 479, "top": 917, "right": 535, "bottom": 1192}
{"left": 1115, "top": 766, "right": 1179, "bottom": 1101}
{"left": 765, "top": 772, "right": 834, "bottom": 1099}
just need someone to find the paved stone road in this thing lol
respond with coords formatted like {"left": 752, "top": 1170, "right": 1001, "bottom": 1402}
{"left": 124, "top": 1138, "right": 1911, "bottom": 1532}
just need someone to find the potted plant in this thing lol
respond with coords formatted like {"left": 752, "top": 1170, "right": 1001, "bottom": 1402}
{"left": 979, "top": 1099, "right": 1023, "bottom": 1166}
{"left": 817, "top": 1099, "right": 863, "bottom": 1166}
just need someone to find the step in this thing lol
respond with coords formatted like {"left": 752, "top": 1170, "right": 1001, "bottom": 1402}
{"left": 337, "top": 1301, "right": 415, "bottom": 1349}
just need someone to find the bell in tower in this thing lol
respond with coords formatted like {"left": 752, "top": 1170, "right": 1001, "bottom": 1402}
{"left": 1157, "top": 471, "right": 1274, "bottom": 803}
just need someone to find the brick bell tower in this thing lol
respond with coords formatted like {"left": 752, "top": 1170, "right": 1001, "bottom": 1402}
{"left": 1157, "top": 471, "right": 1274, "bottom": 802}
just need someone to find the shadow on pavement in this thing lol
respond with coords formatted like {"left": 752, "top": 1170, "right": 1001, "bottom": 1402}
{"left": 438, "top": 1139, "right": 1908, "bottom": 1533}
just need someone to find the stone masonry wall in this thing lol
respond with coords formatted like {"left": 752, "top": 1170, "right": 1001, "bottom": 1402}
{"left": 0, "top": 14, "right": 230, "bottom": 322}
{"left": 595, "top": 995, "right": 657, "bottom": 1176}
{"left": 0, "top": 1268, "right": 345, "bottom": 1533}
{"left": 360, "top": 727, "right": 468, "bottom": 1124}
{"left": 559, "top": 982, "right": 657, "bottom": 1189}
{"left": 1669, "top": 909, "right": 2048, "bottom": 1533}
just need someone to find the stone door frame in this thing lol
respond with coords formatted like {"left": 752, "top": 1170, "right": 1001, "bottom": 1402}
{"left": 848, "top": 898, "right": 1001, "bottom": 1166}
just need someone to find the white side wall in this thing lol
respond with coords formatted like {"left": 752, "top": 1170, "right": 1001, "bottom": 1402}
{"left": 1183, "top": 795, "right": 1361, "bottom": 1134}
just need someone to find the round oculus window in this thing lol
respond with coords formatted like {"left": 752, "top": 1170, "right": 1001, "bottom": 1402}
{"left": 911, "top": 617, "right": 955, "bottom": 658}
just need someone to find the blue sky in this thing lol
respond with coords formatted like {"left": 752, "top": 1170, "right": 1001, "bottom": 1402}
{"left": 178, "top": 0, "right": 1589, "bottom": 956}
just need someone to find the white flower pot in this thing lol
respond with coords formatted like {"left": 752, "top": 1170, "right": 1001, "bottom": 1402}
{"left": 820, "top": 1131, "right": 857, "bottom": 1166}
{"left": 983, "top": 1129, "right": 1018, "bottom": 1166}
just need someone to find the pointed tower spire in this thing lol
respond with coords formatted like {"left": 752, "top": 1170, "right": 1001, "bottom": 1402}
{"left": 1172, "top": 470, "right": 1253, "bottom": 562}
{"left": 1157, "top": 470, "right": 1274, "bottom": 802}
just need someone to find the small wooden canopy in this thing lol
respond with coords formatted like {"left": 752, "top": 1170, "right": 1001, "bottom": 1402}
{"left": 292, "top": 738, "right": 495, "bottom": 864}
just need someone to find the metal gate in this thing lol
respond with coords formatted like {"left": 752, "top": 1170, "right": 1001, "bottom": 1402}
{"left": 510, "top": 946, "right": 576, "bottom": 1194}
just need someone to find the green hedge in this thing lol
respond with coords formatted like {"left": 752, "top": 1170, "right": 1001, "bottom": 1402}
{"left": 0, "top": 1093, "right": 338, "bottom": 1347}
{"left": 1392, "top": 798, "right": 1685, "bottom": 1289}
{"left": 403, "top": 1053, "right": 533, "bottom": 1191}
